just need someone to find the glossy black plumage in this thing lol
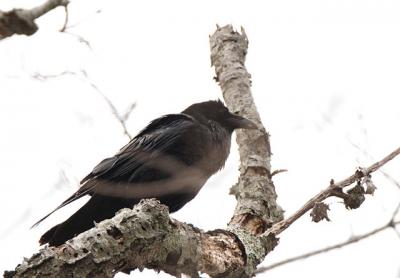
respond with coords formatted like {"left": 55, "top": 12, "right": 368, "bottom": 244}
{"left": 34, "top": 100, "right": 256, "bottom": 246}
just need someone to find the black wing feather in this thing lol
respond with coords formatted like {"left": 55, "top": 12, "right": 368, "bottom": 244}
{"left": 32, "top": 114, "right": 196, "bottom": 227}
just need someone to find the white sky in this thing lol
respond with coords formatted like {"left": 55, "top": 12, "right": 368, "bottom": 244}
{"left": 0, "top": 0, "right": 400, "bottom": 277}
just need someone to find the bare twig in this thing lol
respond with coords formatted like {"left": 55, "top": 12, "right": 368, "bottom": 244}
{"left": 393, "top": 227, "right": 400, "bottom": 239}
{"left": 62, "top": 9, "right": 101, "bottom": 30}
{"left": 268, "top": 146, "right": 400, "bottom": 235}
{"left": 271, "top": 169, "right": 288, "bottom": 177}
{"left": 391, "top": 201, "right": 400, "bottom": 240}
{"left": 31, "top": 70, "right": 134, "bottom": 139}
{"left": 31, "top": 70, "right": 76, "bottom": 81}
{"left": 392, "top": 202, "right": 400, "bottom": 220}
{"left": 258, "top": 197, "right": 400, "bottom": 273}
{"left": 258, "top": 143, "right": 400, "bottom": 272}
{"left": 58, "top": 6, "right": 93, "bottom": 50}
{"left": 84, "top": 78, "right": 135, "bottom": 140}
{"left": 59, "top": 5, "right": 68, "bottom": 32}
{"left": 0, "top": 0, "right": 69, "bottom": 39}
{"left": 349, "top": 139, "right": 400, "bottom": 190}
{"left": 257, "top": 219, "right": 400, "bottom": 273}
{"left": 62, "top": 31, "right": 92, "bottom": 49}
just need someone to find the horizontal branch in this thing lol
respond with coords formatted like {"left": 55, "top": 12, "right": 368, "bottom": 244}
{"left": 0, "top": 0, "right": 68, "bottom": 39}
{"left": 4, "top": 199, "right": 246, "bottom": 278}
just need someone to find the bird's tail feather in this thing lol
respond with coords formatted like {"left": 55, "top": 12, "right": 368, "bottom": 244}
{"left": 39, "top": 202, "right": 98, "bottom": 246}
{"left": 39, "top": 195, "right": 132, "bottom": 246}
{"left": 39, "top": 219, "right": 84, "bottom": 247}
{"left": 39, "top": 224, "right": 60, "bottom": 245}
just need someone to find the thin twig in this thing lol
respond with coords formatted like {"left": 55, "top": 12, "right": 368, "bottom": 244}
{"left": 58, "top": 8, "right": 101, "bottom": 49}
{"left": 62, "top": 31, "right": 92, "bottom": 49}
{"left": 62, "top": 9, "right": 101, "bottom": 30}
{"left": 31, "top": 70, "right": 76, "bottom": 81}
{"left": 271, "top": 169, "right": 288, "bottom": 177}
{"left": 349, "top": 139, "right": 400, "bottom": 190}
{"left": 392, "top": 202, "right": 400, "bottom": 221}
{"left": 87, "top": 81, "right": 134, "bottom": 140}
{"left": 31, "top": 70, "right": 134, "bottom": 139}
{"left": 267, "top": 146, "right": 400, "bottom": 235}
{"left": 258, "top": 198, "right": 400, "bottom": 273}
{"left": 257, "top": 219, "right": 400, "bottom": 273}
{"left": 59, "top": 5, "right": 68, "bottom": 32}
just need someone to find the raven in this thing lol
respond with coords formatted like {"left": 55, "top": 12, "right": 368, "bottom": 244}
{"left": 34, "top": 100, "right": 257, "bottom": 246}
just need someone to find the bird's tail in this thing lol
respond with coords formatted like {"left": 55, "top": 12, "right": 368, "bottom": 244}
{"left": 39, "top": 195, "right": 133, "bottom": 246}
{"left": 39, "top": 214, "right": 92, "bottom": 247}
{"left": 39, "top": 224, "right": 60, "bottom": 245}
{"left": 39, "top": 200, "right": 101, "bottom": 246}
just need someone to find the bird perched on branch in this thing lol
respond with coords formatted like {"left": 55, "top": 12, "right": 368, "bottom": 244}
{"left": 33, "top": 100, "right": 257, "bottom": 246}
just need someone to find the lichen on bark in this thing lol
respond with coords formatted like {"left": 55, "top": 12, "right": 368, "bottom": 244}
{"left": 210, "top": 25, "right": 284, "bottom": 276}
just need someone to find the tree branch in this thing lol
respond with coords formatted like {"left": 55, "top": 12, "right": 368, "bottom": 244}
{"left": 267, "top": 146, "right": 400, "bottom": 236}
{"left": 82, "top": 73, "right": 135, "bottom": 140}
{"left": 348, "top": 140, "right": 400, "bottom": 190}
{"left": 210, "top": 24, "right": 284, "bottom": 275}
{"left": 0, "top": 0, "right": 69, "bottom": 39}
{"left": 59, "top": 5, "right": 68, "bottom": 32}
{"left": 3, "top": 200, "right": 245, "bottom": 278}
{"left": 257, "top": 219, "right": 400, "bottom": 273}
{"left": 254, "top": 144, "right": 400, "bottom": 273}
{"left": 258, "top": 194, "right": 400, "bottom": 273}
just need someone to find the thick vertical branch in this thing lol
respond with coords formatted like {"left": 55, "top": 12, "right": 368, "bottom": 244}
{"left": 210, "top": 25, "right": 284, "bottom": 275}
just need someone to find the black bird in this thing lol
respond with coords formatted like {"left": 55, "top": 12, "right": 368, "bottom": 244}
{"left": 34, "top": 100, "right": 257, "bottom": 246}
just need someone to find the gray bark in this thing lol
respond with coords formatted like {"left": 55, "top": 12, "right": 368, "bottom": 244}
{"left": 4, "top": 200, "right": 245, "bottom": 278}
{"left": 210, "top": 25, "right": 284, "bottom": 275}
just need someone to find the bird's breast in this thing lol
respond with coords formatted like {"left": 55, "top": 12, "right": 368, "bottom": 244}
{"left": 196, "top": 128, "right": 231, "bottom": 175}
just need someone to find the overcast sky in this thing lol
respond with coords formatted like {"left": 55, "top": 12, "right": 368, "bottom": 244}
{"left": 1, "top": 0, "right": 400, "bottom": 277}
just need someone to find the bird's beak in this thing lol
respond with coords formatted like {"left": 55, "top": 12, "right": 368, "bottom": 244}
{"left": 228, "top": 113, "right": 258, "bottom": 130}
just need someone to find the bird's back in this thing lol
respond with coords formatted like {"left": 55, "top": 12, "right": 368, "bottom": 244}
{"left": 37, "top": 112, "right": 232, "bottom": 246}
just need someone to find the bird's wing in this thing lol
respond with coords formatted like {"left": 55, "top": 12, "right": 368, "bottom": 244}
{"left": 31, "top": 114, "right": 196, "bottom": 228}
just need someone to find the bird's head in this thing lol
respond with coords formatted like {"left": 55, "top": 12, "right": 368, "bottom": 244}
{"left": 182, "top": 100, "right": 257, "bottom": 132}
